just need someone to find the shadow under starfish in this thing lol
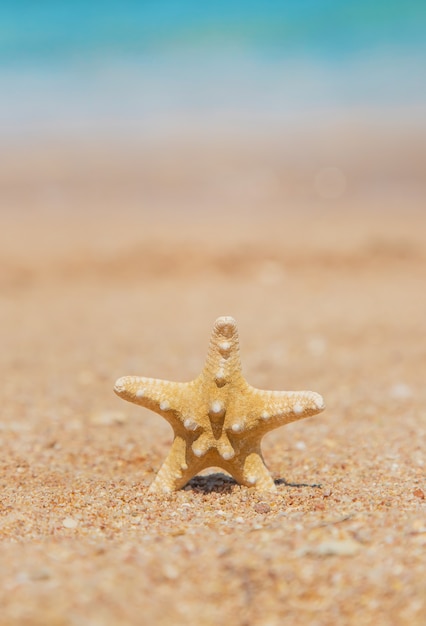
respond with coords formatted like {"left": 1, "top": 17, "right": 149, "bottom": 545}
{"left": 185, "top": 473, "right": 322, "bottom": 494}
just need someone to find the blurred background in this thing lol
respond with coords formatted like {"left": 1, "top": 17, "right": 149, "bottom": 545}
{"left": 1, "top": 0, "right": 425, "bottom": 215}
{"left": 1, "top": 0, "right": 426, "bottom": 134}
{"left": 1, "top": 0, "right": 426, "bottom": 273}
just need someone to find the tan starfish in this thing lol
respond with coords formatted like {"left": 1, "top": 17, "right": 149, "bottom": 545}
{"left": 114, "top": 316, "right": 325, "bottom": 493}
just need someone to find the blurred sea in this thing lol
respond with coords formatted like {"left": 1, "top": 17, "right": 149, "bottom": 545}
{"left": 1, "top": 0, "right": 425, "bottom": 138}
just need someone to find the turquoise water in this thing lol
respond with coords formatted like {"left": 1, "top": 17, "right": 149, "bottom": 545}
{"left": 1, "top": 0, "right": 425, "bottom": 63}
{"left": 1, "top": 1, "right": 425, "bottom": 136}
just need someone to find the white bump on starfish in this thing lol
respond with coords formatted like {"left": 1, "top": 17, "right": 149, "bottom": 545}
{"left": 160, "top": 400, "right": 170, "bottom": 411}
{"left": 184, "top": 418, "right": 198, "bottom": 431}
{"left": 210, "top": 400, "right": 224, "bottom": 415}
{"left": 247, "top": 476, "right": 257, "bottom": 485}
{"left": 136, "top": 389, "right": 145, "bottom": 399}
{"left": 215, "top": 369, "right": 226, "bottom": 385}
{"left": 218, "top": 341, "right": 231, "bottom": 356}
{"left": 293, "top": 402, "right": 304, "bottom": 415}
{"left": 231, "top": 422, "right": 243, "bottom": 433}
{"left": 192, "top": 445, "right": 206, "bottom": 458}
{"left": 192, "top": 433, "right": 211, "bottom": 457}
{"left": 261, "top": 411, "right": 270, "bottom": 420}
{"left": 217, "top": 437, "right": 235, "bottom": 461}
{"left": 221, "top": 449, "right": 235, "bottom": 461}
{"left": 181, "top": 462, "right": 188, "bottom": 471}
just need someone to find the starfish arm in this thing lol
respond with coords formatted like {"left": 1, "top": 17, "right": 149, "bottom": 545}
{"left": 149, "top": 436, "right": 203, "bottom": 493}
{"left": 227, "top": 446, "right": 276, "bottom": 491}
{"left": 201, "top": 316, "right": 243, "bottom": 387}
{"left": 114, "top": 375, "right": 188, "bottom": 426}
{"left": 245, "top": 388, "right": 325, "bottom": 433}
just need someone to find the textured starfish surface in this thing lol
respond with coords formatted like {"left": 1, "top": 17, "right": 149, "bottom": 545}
{"left": 114, "top": 316, "right": 325, "bottom": 493}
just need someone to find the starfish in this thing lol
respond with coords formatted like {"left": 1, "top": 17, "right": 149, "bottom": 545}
{"left": 114, "top": 316, "right": 325, "bottom": 493}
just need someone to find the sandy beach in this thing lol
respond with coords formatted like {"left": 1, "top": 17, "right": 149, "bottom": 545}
{"left": 0, "top": 124, "right": 425, "bottom": 625}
